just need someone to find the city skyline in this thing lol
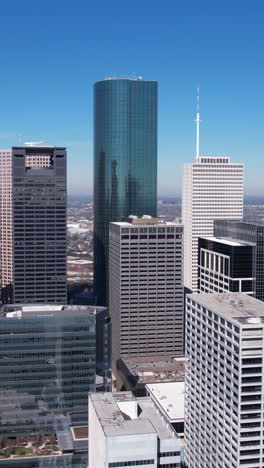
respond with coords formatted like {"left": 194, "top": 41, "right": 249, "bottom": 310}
{"left": 0, "top": 1, "right": 263, "bottom": 195}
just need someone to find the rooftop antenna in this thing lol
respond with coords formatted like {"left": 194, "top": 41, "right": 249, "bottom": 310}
{"left": 195, "top": 87, "right": 201, "bottom": 161}
{"left": 17, "top": 134, "right": 23, "bottom": 144}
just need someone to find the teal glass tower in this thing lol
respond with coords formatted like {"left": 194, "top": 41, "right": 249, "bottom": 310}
{"left": 94, "top": 78, "right": 158, "bottom": 305}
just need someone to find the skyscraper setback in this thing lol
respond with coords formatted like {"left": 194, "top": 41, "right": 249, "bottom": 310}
{"left": 93, "top": 78, "right": 158, "bottom": 305}
{"left": 0, "top": 146, "right": 67, "bottom": 304}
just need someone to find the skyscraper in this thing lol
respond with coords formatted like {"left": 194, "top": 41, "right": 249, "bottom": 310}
{"left": 214, "top": 220, "right": 264, "bottom": 302}
{"left": 109, "top": 216, "right": 184, "bottom": 370}
{"left": 198, "top": 236, "right": 253, "bottom": 294}
{"left": 93, "top": 78, "right": 158, "bottom": 305}
{"left": 185, "top": 292, "right": 264, "bottom": 468}
{"left": 0, "top": 303, "right": 107, "bottom": 435}
{"left": 0, "top": 146, "right": 67, "bottom": 304}
{"left": 182, "top": 156, "right": 244, "bottom": 292}
{"left": 182, "top": 92, "right": 244, "bottom": 292}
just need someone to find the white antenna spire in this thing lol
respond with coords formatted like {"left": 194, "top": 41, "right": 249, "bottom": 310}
{"left": 17, "top": 134, "right": 24, "bottom": 144}
{"left": 195, "top": 87, "right": 201, "bottom": 161}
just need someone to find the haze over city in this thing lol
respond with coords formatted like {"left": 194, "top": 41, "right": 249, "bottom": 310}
{"left": 0, "top": 0, "right": 264, "bottom": 195}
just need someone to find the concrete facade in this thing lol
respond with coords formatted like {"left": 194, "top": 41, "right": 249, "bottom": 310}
{"left": 109, "top": 216, "right": 184, "bottom": 370}
{"left": 185, "top": 292, "right": 264, "bottom": 467}
{"left": 182, "top": 156, "right": 244, "bottom": 292}
{"left": 89, "top": 392, "right": 181, "bottom": 468}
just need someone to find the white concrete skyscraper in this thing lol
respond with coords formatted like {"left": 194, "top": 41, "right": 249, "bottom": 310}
{"left": 185, "top": 292, "right": 264, "bottom": 468}
{"left": 182, "top": 92, "right": 244, "bottom": 291}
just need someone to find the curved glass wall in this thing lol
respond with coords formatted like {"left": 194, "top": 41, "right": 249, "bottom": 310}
{"left": 93, "top": 78, "right": 157, "bottom": 305}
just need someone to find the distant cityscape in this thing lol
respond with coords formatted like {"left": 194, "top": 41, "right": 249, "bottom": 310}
{"left": 67, "top": 194, "right": 264, "bottom": 287}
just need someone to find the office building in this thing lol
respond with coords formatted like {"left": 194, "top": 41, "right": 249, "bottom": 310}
{"left": 182, "top": 156, "right": 244, "bottom": 292}
{"left": 109, "top": 216, "right": 184, "bottom": 371}
{"left": 93, "top": 77, "right": 158, "bottom": 305}
{"left": 198, "top": 236, "right": 253, "bottom": 294}
{"left": 0, "top": 146, "right": 67, "bottom": 304}
{"left": 89, "top": 391, "right": 181, "bottom": 468}
{"left": 215, "top": 220, "right": 264, "bottom": 301}
{"left": 146, "top": 382, "right": 185, "bottom": 436}
{"left": 185, "top": 292, "right": 264, "bottom": 468}
{"left": 116, "top": 355, "right": 185, "bottom": 396}
{"left": 0, "top": 303, "right": 107, "bottom": 436}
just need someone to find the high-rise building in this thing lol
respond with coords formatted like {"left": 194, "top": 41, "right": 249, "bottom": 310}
{"left": 214, "top": 220, "right": 264, "bottom": 302}
{"left": 185, "top": 292, "right": 264, "bottom": 468}
{"left": 109, "top": 216, "right": 184, "bottom": 370}
{"left": 0, "top": 303, "right": 107, "bottom": 436}
{"left": 182, "top": 155, "right": 244, "bottom": 292}
{"left": 198, "top": 236, "right": 253, "bottom": 294}
{"left": 89, "top": 391, "right": 181, "bottom": 468}
{"left": 93, "top": 78, "right": 158, "bottom": 305}
{"left": 0, "top": 146, "right": 67, "bottom": 304}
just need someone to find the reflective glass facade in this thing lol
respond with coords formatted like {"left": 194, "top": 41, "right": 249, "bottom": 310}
{"left": 214, "top": 220, "right": 264, "bottom": 302}
{"left": 198, "top": 237, "right": 253, "bottom": 294}
{"left": 0, "top": 305, "right": 105, "bottom": 436}
{"left": 93, "top": 79, "right": 157, "bottom": 305}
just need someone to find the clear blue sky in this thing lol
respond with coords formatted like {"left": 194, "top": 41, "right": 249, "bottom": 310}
{"left": 0, "top": 0, "right": 263, "bottom": 195}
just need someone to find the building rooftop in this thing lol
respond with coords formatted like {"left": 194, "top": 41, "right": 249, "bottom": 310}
{"left": 120, "top": 356, "right": 185, "bottom": 383}
{"left": 12, "top": 146, "right": 66, "bottom": 150}
{"left": 0, "top": 304, "right": 106, "bottom": 319}
{"left": 146, "top": 382, "right": 185, "bottom": 422}
{"left": 189, "top": 293, "right": 264, "bottom": 325}
{"left": 199, "top": 236, "right": 249, "bottom": 247}
{"left": 112, "top": 215, "right": 182, "bottom": 227}
{"left": 89, "top": 392, "right": 177, "bottom": 440}
{"left": 215, "top": 219, "right": 264, "bottom": 228}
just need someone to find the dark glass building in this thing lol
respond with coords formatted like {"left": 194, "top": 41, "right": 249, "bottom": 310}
{"left": 93, "top": 78, "right": 158, "bottom": 305}
{"left": 0, "top": 304, "right": 107, "bottom": 436}
{"left": 198, "top": 236, "right": 253, "bottom": 294}
{"left": 214, "top": 220, "right": 264, "bottom": 302}
{"left": 0, "top": 146, "right": 67, "bottom": 304}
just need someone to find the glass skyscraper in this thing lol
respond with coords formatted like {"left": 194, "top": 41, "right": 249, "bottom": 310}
{"left": 93, "top": 78, "right": 158, "bottom": 305}
{"left": 214, "top": 220, "right": 264, "bottom": 302}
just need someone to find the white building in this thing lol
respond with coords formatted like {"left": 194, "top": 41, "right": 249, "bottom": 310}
{"left": 182, "top": 156, "right": 244, "bottom": 292}
{"left": 185, "top": 292, "right": 264, "bottom": 468}
{"left": 146, "top": 381, "right": 185, "bottom": 436}
{"left": 109, "top": 216, "right": 184, "bottom": 369}
{"left": 88, "top": 391, "right": 181, "bottom": 468}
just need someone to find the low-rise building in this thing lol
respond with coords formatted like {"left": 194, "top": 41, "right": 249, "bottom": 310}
{"left": 89, "top": 391, "right": 181, "bottom": 468}
{"left": 146, "top": 382, "right": 184, "bottom": 436}
{"left": 116, "top": 355, "right": 185, "bottom": 396}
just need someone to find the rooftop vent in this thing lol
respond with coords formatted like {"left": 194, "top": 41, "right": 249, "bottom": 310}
{"left": 247, "top": 317, "right": 262, "bottom": 324}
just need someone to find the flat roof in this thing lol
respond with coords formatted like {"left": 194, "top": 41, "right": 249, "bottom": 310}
{"left": 215, "top": 219, "right": 264, "bottom": 227}
{"left": 12, "top": 146, "right": 66, "bottom": 150}
{"left": 188, "top": 293, "right": 264, "bottom": 325}
{"left": 112, "top": 220, "right": 181, "bottom": 227}
{"left": 89, "top": 392, "right": 177, "bottom": 440}
{"left": 1, "top": 304, "right": 106, "bottom": 318}
{"left": 146, "top": 382, "right": 184, "bottom": 422}
{"left": 120, "top": 356, "right": 185, "bottom": 383}
{"left": 199, "top": 236, "right": 248, "bottom": 247}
